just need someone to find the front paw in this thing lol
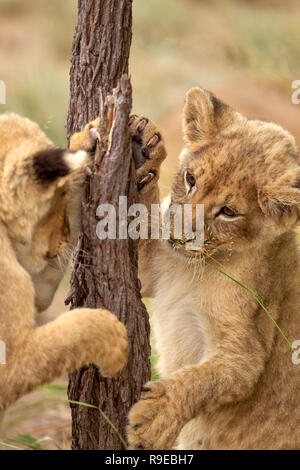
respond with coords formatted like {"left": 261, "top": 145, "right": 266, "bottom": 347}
{"left": 70, "top": 117, "right": 100, "bottom": 154}
{"left": 129, "top": 115, "right": 167, "bottom": 192}
{"left": 127, "top": 379, "right": 181, "bottom": 450}
{"left": 95, "top": 310, "right": 128, "bottom": 378}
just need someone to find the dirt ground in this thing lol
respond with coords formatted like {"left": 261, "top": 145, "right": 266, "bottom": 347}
{"left": 2, "top": 380, "right": 71, "bottom": 450}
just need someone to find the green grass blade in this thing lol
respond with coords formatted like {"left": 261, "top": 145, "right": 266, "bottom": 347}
{"left": 65, "top": 399, "right": 128, "bottom": 450}
{"left": 37, "top": 383, "right": 68, "bottom": 394}
{"left": 4, "top": 433, "right": 50, "bottom": 450}
{"left": 0, "top": 440, "right": 24, "bottom": 450}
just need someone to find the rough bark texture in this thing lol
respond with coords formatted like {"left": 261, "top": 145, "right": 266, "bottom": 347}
{"left": 67, "top": 0, "right": 133, "bottom": 137}
{"left": 66, "top": 0, "right": 151, "bottom": 450}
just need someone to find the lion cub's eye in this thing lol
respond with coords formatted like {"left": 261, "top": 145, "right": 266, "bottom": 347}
{"left": 185, "top": 171, "right": 196, "bottom": 191}
{"left": 218, "top": 206, "right": 237, "bottom": 218}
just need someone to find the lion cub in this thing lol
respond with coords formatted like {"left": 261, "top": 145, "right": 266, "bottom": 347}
{"left": 127, "top": 88, "right": 300, "bottom": 450}
{"left": 0, "top": 114, "right": 128, "bottom": 425}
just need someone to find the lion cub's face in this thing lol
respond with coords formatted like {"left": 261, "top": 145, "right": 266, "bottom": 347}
{"left": 0, "top": 146, "right": 90, "bottom": 275}
{"left": 169, "top": 88, "right": 300, "bottom": 259}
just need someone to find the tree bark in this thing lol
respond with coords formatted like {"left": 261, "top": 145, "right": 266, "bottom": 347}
{"left": 66, "top": 0, "right": 151, "bottom": 450}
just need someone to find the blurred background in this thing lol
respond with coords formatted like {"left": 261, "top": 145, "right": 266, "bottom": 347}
{"left": 1, "top": 0, "right": 300, "bottom": 450}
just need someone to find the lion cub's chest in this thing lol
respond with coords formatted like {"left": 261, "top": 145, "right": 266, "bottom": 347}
{"left": 151, "top": 255, "right": 211, "bottom": 377}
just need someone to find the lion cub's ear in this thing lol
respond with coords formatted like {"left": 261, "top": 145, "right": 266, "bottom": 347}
{"left": 258, "top": 168, "right": 300, "bottom": 224}
{"left": 183, "top": 87, "right": 241, "bottom": 145}
{"left": 32, "top": 148, "right": 89, "bottom": 185}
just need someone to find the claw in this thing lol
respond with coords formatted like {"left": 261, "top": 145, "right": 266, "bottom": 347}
{"left": 128, "top": 114, "right": 138, "bottom": 126}
{"left": 89, "top": 127, "right": 100, "bottom": 142}
{"left": 147, "top": 133, "right": 160, "bottom": 148}
{"left": 137, "top": 118, "right": 148, "bottom": 132}
{"left": 138, "top": 171, "right": 156, "bottom": 191}
{"left": 64, "top": 288, "right": 75, "bottom": 306}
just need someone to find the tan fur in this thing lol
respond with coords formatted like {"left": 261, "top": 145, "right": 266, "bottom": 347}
{"left": 0, "top": 115, "right": 128, "bottom": 429}
{"left": 127, "top": 89, "right": 300, "bottom": 450}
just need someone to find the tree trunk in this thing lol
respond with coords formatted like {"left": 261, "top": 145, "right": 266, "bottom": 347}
{"left": 66, "top": 0, "right": 151, "bottom": 450}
